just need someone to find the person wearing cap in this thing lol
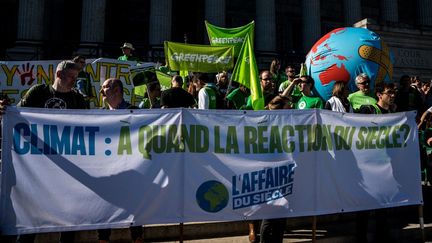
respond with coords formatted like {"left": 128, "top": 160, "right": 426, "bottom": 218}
{"left": 281, "top": 75, "right": 323, "bottom": 109}
{"left": 347, "top": 73, "right": 377, "bottom": 113}
{"left": 118, "top": 42, "right": 140, "bottom": 62}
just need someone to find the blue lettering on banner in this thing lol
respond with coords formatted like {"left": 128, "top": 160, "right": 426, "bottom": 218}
{"left": 231, "top": 164, "right": 295, "bottom": 209}
{"left": 13, "top": 123, "right": 99, "bottom": 155}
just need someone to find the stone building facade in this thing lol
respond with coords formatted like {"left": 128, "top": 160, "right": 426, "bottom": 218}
{"left": 1, "top": 0, "right": 431, "bottom": 79}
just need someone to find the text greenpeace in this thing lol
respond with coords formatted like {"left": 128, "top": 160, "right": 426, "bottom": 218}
{"left": 1, "top": 108, "right": 422, "bottom": 235}
{"left": 211, "top": 37, "right": 245, "bottom": 44}
{"left": 170, "top": 52, "right": 232, "bottom": 64}
{"left": 232, "top": 164, "right": 295, "bottom": 209}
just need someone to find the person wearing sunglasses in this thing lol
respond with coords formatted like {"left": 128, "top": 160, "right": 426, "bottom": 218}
{"left": 348, "top": 73, "right": 377, "bottom": 113}
{"left": 359, "top": 82, "right": 397, "bottom": 114}
{"left": 355, "top": 82, "right": 397, "bottom": 242}
{"left": 280, "top": 75, "right": 323, "bottom": 109}
{"left": 278, "top": 66, "right": 301, "bottom": 97}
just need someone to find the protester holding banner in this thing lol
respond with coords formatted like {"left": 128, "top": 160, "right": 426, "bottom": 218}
{"left": 356, "top": 82, "right": 397, "bottom": 242}
{"left": 258, "top": 95, "right": 293, "bottom": 243}
{"left": 118, "top": 42, "right": 140, "bottom": 62}
{"left": 98, "top": 78, "right": 143, "bottom": 243}
{"left": 347, "top": 73, "right": 377, "bottom": 113}
{"left": 15, "top": 60, "right": 87, "bottom": 243}
{"left": 160, "top": 75, "right": 195, "bottom": 108}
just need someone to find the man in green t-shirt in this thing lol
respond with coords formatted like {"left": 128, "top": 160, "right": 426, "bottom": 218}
{"left": 278, "top": 66, "right": 301, "bottom": 97}
{"left": 348, "top": 73, "right": 377, "bottom": 112}
{"left": 281, "top": 75, "right": 323, "bottom": 109}
{"left": 118, "top": 42, "right": 140, "bottom": 62}
{"left": 226, "top": 85, "right": 249, "bottom": 109}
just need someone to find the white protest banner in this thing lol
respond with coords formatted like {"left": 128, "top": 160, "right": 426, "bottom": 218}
{"left": 0, "top": 59, "right": 153, "bottom": 108}
{"left": 0, "top": 107, "right": 422, "bottom": 234}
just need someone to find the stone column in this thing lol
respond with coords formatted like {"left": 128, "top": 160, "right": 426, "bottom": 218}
{"left": 417, "top": 0, "right": 432, "bottom": 26}
{"left": 205, "top": 0, "right": 226, "bottom": 44}
{"left": 344, "top": 0, "right": 362, "bottom": 26}
{"left": 81, "top": 0, "right": 106, "bottom": 43}
{"left": 255, "top": 0, "right": 276, "bottom": 52}
{"left": 7, "top": 0, "right": 45, "bottom": 59}
{"left": 380, "top": 0, "right": 398, "bottom": 22}
{"left": 16, "top": 0, "right": 45, "bottom": 41}
{"left": 76, "top": 0, "right": 106, "bottom": 56}
{"left": 205, "top": 0, "right": 225, "bottom": 26}
{"left": 302, "top": 0, "right": 321, "bottom": 53}
{"left": 149, "top": 0, "right": 172, "bottom": 46}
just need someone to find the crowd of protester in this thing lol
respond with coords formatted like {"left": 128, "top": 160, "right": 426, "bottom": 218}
{"left": 1, "top": 43, "right": 432, "bottom": 243}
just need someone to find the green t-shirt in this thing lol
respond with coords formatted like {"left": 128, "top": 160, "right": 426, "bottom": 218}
{"left": 118, "top": 55, "right": 140, "bottom": 62}
{"left": 226, "top": 87, "right": 249, "bottom": 110}
{"left": 348, "top": 90, "right": 377, "bottom": 112}
{"left": 278, "top": 79, "right": 302, "bottom": 96}
{"left": 18, "top": 84, "right": 87, "bottom": 109}
{"left": 295, "top": 95, "right": 324, "bottom": 110}
{"left": 204, "top": 85, "right": 218, "bottom": 109}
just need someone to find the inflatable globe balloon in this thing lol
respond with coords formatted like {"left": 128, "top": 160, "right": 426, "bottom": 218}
{"left": 305, "top": 27, "right": 393, "bottom": 101}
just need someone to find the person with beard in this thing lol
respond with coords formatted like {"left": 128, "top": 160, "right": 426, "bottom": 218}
{"left": 355, "top": 82, "right": 397, "bottom": 242}
{"left": 98, "top": 78, "right": 142, "bottom": 243}
{"left": 244, "top": 70, "right": 277, "bottom": 110}
{"left": 14, "top": 60, "right": 87, "bottom": 243}
{"left": 348, "top": 73, "right": 377, "bottom": 113}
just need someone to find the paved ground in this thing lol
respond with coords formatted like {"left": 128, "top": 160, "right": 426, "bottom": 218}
{"left": 2, "top": 187, "right": 432, "bottom": 242}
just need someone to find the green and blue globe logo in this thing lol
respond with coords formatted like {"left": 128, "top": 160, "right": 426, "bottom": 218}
{"left": 196, "top": 180, "right": 229, "bottom": 213}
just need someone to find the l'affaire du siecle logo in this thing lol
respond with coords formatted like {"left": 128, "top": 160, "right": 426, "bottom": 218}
{"left": 196, "top": 163, "right": 296, "bottom": 213}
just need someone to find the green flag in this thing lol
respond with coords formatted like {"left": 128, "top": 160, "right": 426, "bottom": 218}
{"left": 156, "top": 70, "right": 172, "bottom": 90}
{"left": 164, "top": 41, "right": 234, "bottom": 72}
{"left": 134, "top": 70, "right": 172, "bottom": 97}
{"left": 205, "top": 20, "right": 255, "bottom": 57}
{"left": 231, "top": 34, "right": 264, "bottom": 110}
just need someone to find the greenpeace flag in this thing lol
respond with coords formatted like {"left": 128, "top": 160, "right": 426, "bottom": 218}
{"left": 231, "top": 34, "right": 264, "bottom": 110}
{"left": 205, "top": 20, "right": 255, "bottom": 57}
{"left": 164, "top": 41, "right": 234, "bottom": 72}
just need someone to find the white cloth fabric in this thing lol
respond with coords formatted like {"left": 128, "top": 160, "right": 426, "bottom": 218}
{"left": 327, "top": 96, "right": 352, "bottom": 113}
{"left": 198, "top": 88, "right": 209, "bottom": 109}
